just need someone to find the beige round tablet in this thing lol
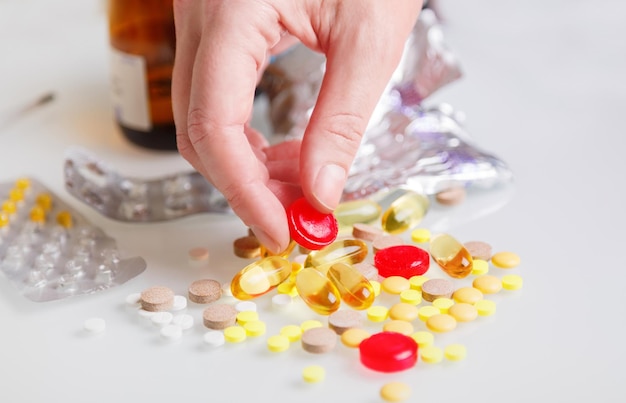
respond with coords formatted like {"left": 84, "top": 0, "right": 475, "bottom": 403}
{"left": 435, "top": 186, "right": 466, "bottom": 206}
{"left": 140, "top": 286, "right": 175, "bottom": 312}
{"left": 188, "top": 279, "right": 222, "bottom": 304}
{"left": 352, "top": 223, "right": 384, "bottom": 242}
{"left": 372, "top": 234, "right": 404, "bottom": 253}
{"left": 421, "top": 278, "right": 454, "bottom": 302}
{"left": 340, "top": 328, "right": 371, "bottom": 348}
{"left": 383, "top": 320, "right": 414, "bottom": 336}
{"left": 352, "top": 262, "right": 379, "bottom": 281}
{"left": 233, "top": 235, "right": 261, "bottom": 259}
{"left": 202, "top": 304, "right": 238, "bottom": 330}
{"left": 301, "top": 327, "right": 337, "bottom": 354}
{"left": 380, "top": 381, "right": 412, "bottom": 402}
{"left": 388, "top": 303, "right": 419, "bottom": 322}
{"left": 472, "top": 275, "right": 503, "bottom": 294}
{"left": 426, "top": 313, "right": 457, "bottom": 333}
{"left": 328, "top": 310, "right": 363, "bottom": 335}
{"left": 452, "top": 286, "right": 483, "bottom": 304}
{"left": 448, "top": 302, "right": 478, "bottom": 322}
{"left": 463, "top": 241, "right": 493, "bottom": 261}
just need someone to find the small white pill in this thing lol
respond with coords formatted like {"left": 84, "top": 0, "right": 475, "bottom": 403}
{"left": 271, "top": 293, "right": 292, "bottom": 309}
{"left": 83, "top": 317, "right": 106, "bottom": 334}
{"left": 171, "top": 295, "right": 188, "bottom": 311}
{"left": 203, "top": 330, "right": 225, "bottom": 347}
{"left": 235, "top": 301, "right": 257, "bottom": 313}
{"left": 172, "top": 314, "right": 194, "bottom": 331}
{"left": 137, "top": 309, "right": 156, "bottom": 320}
{"left": 160, "top": 324, "right": 183, "bottom": 342}
{"left": 151, "top": 311, "right": 174, "bottom": 327}
{"left": 221, "top": 282, "right": 233, "bottom": 297}
{"left": 125, "top": 292, "right": 142, "bottom": 307}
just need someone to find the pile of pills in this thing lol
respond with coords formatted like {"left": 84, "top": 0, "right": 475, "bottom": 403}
{"left": 0, "top": 177, "right": 146, "bottom": 302}
{"left": 106, "top": 190, "right": 523, "bottom": 402}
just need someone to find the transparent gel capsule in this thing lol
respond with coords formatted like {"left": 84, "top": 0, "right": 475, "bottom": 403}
{"left": 334, "top": 199, "right": 382, "bottom": 227}
{"left": 295, "top": 267, "right": 341, "bottom": 315}
{"left": 381, "top": 191, "right": 429, "bottom": 234}
{"left": 230, "top": 256, "right": 292, "bottom": 300}
{"left": 327, "top": 262, "right": 375, "bottom": 310}
{"left": 429, "top": 233, "right": 473, "bottom": 279}
{"left": 304, "top": 238, "right": 368, "bottom": 274}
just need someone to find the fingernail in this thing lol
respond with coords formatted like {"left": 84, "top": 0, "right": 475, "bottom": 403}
{"left": 250, "top": 226, "right": 282, "bottom": 254}
{"left": 313, "top": 164, "right": 346, "bottom": 211}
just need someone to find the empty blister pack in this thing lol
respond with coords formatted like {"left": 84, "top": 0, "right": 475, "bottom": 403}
{"left": 0, "top": 177, "right": 146, "bottom": 302}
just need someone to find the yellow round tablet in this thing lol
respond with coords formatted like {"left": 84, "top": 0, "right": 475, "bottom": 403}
{"left": 408, "top": 275, "right": 429, "bottom": 291}
{"left": 502, "top": 274, "right": 523, "bottom": 290}
{"left": 411, "top": 228, "right": 431, "bottom": 243}
{"left": 399, "top": 289, "right": 422, "bottom": 305}
{"left": 432, "top": 297, "right": 454, "bottom": 313}
{"left": 491, "top": 251, "right": 521, "bottom": 269}
{"left": 389, "top": 303, "right": 419, "bottom": 322}
{"left": 420, "top": 345, "right": 443, "bottom": 364}
{"left": 280, "top": 324, "right": 303, "bottom": 342}
{"left": 302, "top": 365, "right": 325, "bottom": 383}
{"left": 426, "top": 314, "right": 457, "bottom": 333}
{"left": 472, "top": 275, "right": 502, "bottom": 294}
{"left": 236, "top": 310, "right": 259, "bottom": 325}
{"left": 417, "top": 305, "right": 440, "bottom": 322}
{"left": 370, "top": 280, "right": 382, "bottom": 297}
{"left": 410, "top": 331, "right": 434, "bottom": 348}
{"left": 471, "top": 259, "right": 489, "bottom": 275}
{"left": 300, "top": 319, "right": 324, "bottom": 332}
{"left": 382, "top": 276, "right": 411, "bottom": 295}
{"left": 340, "top": 328, "right": 371, "bottom": 348}
{"left": 453, "top": 287, "right": 484, "bottom": 304}
{"left": 448, "top": 303, "right": 478, "bottom": 322}
{"left": 367, "top": 305, "right": 389, "bottom": 322}
{"left": 444, "top": 344, "right": 467, "bottom": 361}
{"left": 243, "top": 320, "right": 266, "bottom": 337}
{"left": 267, "top": 334, "right": 290, "bottom": 352}
{"left": 383, "top": 320, "right": 414, "bottom": 336}
{"left": 380, "top": 381, "right": 412, "bottom": 402}
{"left": 474, "top": 299, "right": 497, "bottom": 316}
{"left": 224, "top": 326, "right": 247, "bottom": 343}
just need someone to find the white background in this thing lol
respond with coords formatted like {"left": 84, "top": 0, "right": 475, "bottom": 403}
{"left": 0, "top": 1, "right": 624, "bottom": 402}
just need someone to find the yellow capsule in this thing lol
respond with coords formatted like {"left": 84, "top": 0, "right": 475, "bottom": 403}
{"left": 15, "top": 177, "right": 30, "bottom": 190}
{"left": 381, "top": 191, "right": 429, "bottom": 234}
{"left": 36, "top": 193, "right": 53, "bottom": 211}
{"left": 334, "top": 199, "right": 382, "bottom": 226}
{"left": 30, "top": 205, "right": 46, "bottom": 223}
{"left": 2, "top": 200, "right": 16, "bottom": 215}
{"left": 260, "top": 239, "right": 297, "bottom": 259}
{"left": 230, "top": 256, "right": 292, "bottom": 300}
{"left": 0, "top": 212, "right": 9, "bottom": 228}
{"left": 9, "top": 188, "right": 24, "bottom": 202}
{"left": 327, "top": 262, "right": 375, "bottom": 310}
{"left": 304, "top": 238, "right": 368, "bottom": 274}
{"left": 295, "top": 267, "right": 341, "bottom": 315}
{"left": 429, "top": 233, "right": 473, "bottom": 279}
{"left": 56, "top": 211, "right": 73, "bottom": 229}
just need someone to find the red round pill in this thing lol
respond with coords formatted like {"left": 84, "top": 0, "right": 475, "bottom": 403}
{"left": 374, "top": 244, "right": 430, "bottom": 278}
{"left": 287, "top": 197, "right": 338, "bottom": 250}
{"left": 359, "top": 331, "right": 418, "bottom": 372}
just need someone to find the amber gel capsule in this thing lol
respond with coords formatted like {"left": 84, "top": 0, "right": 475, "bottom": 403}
{"left": 231, "top": 256, "right": 292, "bottom": 300}
{"left": 304, "top": 239, "right": 368, "bottom": 274}
{"left": 327, "top": 262, "right": 375, "bottom": 310}
{"left": 381, "top": 191, "right": 429, "bottom": 234}
{"left": 429, "top": 233, "right": 473, "bottom": 279}
{"left": 296, "top": 267, "right": 341, "bottom": 315}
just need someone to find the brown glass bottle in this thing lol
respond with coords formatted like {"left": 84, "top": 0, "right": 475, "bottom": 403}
{"left": 107, "top": 0, "right": 177, "bottom": 150}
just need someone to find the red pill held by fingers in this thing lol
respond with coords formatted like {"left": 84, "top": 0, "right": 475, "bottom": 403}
{"left": 287, "top": 197, "right": 338, "bottom": 251}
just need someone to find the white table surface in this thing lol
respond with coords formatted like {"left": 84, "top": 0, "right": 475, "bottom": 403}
{"left": 1, "top": 0, "right": 624, "bottom": 402}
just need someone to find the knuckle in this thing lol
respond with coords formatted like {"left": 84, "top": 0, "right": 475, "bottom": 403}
{"left": 186, "top": 107, "right": 216, "bottom": 146}
{"left": 319, "top": 111, "right": 365, "bottom": 152}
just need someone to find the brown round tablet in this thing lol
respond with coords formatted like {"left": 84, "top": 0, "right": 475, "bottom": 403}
{"left": 140, "top": 286, "right": 175, "bottom": 312}
{"left": 233, "top": 235, "right": 261, "bottom": 259}
{"left": 372, "top": 234, "right": 404, "bottom": 253}
{"left": 302, "top": 326, "right": 337, "bottom": 354}
{"left": 463, "top": 240, "right": 493, "bottom": 261}
{"left": 352, "top": 223, "right": 384, "bottom": 242}
{"left": 328, "top": 310, "right": 364, "bottom": 335}
{"left": 421, "top": 278, "right": 455, "bottom": 302}
{"left": 188, "top": 279, "right": 222, "bottom": 304}
{"left": 352, "top": 262, "right": 379, "bottom": 281}
{"left": 435, "top": 186, "right": 466, "bottom": 206}
{"left": 202, "top": 304, "right": 238, "bottom": 330}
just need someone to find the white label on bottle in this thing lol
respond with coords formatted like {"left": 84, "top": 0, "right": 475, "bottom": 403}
{"left": 109, "top": 47, "right": 151, "bottom": 131}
